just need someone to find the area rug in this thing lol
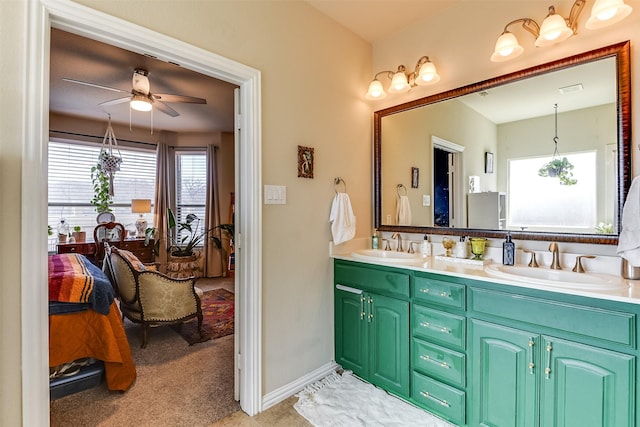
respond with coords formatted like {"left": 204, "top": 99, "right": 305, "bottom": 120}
{"left": 294, "top": 371, "right": 455, "bottom": 427}
{"left": 172, "top": 288, "right": 234, "bottom": 345}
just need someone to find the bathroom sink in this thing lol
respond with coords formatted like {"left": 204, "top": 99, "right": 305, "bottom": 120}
{"left": 351, "top": 249, "right": 427, "bottom": 264}
{"left": 484, "top": 264, "right": 629, "bottom": 291}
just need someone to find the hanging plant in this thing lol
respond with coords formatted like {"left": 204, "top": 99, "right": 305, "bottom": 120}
{"left": 538, "top": 157, "right": 577, "bottom": 186}
{"left": 537, "top": 104, "right": 577, "bottom": 186}
{"left": 91, "top": 160, "right": 113, "bottom": 213}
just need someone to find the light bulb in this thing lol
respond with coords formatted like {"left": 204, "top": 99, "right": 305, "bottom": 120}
{"left": 388, "top": 71, "right": 410, "bottom": 94}
{"left": 365, "top": 80, "right": 386, "bottom": 100}
{"left": 491, "top": 32, "right": 524, "bottom": 62}
{"left": 130, "top": 95, "right": 152, "bottom": 112}
{"left": 586, "top": 0, "right": 632, "bottom": 29}
{"left": 415, "top": 61, "right": 440, "bottom": 86}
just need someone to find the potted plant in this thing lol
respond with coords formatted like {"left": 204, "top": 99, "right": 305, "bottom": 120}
{"left": 71, "top": 226, "right": 86, "bottom": 243}
{"left": 537, "top": 157, "right": 577, "bottom": 186}
{"left": 165, "top": 209, "right": 234, "bottom": 278}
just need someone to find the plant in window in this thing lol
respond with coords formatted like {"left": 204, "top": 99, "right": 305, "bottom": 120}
{"left": 537, "top": 157, "right": 577, "bottom": 186}
{"left": 537, "top": 104, "right": 577, "bottom": 186}
{"left": 166, "top": 209, "right": 234, "bottom": 257}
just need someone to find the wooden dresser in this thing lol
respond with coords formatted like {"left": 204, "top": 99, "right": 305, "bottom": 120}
{"left": 57, "top": 239, "right": 155, "bottom": 265}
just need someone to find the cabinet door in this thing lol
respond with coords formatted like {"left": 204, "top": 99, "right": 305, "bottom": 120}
{"left": 470, "top": 320, "right": 539, "bottom": 427}
{"left": 369, "top": 293, "right": 410, "bottom": 397}
{"left": 540, "top": 336, "right": 635, "bottom": 427}
{"left": 335, "top": 287, "right": 368, "bottom": 378}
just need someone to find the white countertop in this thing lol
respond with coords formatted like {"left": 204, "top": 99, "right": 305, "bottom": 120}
{"left": 331, "top": 243, "right": 640, "bottom": 305}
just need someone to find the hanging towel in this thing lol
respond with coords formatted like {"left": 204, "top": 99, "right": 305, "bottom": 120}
{"left": 396, "top": 195, "right": 412, "bottom": 225}
{"left": 618, "top": 176, "right": 640, "bottom": 266}
{"left": 329, "top": 192, "right": 356, "bottom": 245}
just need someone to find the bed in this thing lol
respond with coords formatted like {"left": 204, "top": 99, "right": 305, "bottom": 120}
{"left": 48, "top": 253, "right": 136, "bottom": 398}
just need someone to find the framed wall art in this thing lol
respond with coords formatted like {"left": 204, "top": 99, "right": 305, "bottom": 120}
{"left": 297, "top": 145, "right": 314, "bottom": 179}
{"left": 411, "top": 167, "right": 419, "bottom": 188}
{"left": 485, "top": 152, "right": 494, "bottom": 174}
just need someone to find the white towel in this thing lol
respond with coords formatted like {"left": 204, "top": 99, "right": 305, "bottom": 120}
{"left": 329, "top": 192, "right": 356, "bottom": 245}
{"left": 617, "top": 177, "right": 640, "bottom": 266}
{"left": 396, "top": 195, "right": 412, "bottom": 225}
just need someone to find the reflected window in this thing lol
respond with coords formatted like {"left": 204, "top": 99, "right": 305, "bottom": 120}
{"left": 508, "top": 152, "right": 596, "bottom": 231}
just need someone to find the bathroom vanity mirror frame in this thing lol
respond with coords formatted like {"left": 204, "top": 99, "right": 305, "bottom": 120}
{"left": 374, "top": 41, "right": 631, "bottom": 245}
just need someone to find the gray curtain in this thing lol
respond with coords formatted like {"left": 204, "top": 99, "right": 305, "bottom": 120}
{"left": 154, "top": 143, "right": 171, "bottom": 271}
{"left": 204, "top": 144, "right": 224, "bottom": 277}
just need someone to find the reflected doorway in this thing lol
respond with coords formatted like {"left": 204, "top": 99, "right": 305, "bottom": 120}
{"left": 432, "top": 136, "right": 465, "bottom": 228}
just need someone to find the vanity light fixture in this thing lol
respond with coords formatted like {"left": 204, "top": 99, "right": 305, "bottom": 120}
{"left": 491, "top": 0, "right": 632, "bottom": 62}
{"left": 365, "top": 56, "right": 440, "bottom": 100}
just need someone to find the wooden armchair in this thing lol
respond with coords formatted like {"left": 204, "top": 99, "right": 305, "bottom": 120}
{"left": 103, "top": 243, "right": 203, "bottom": 348}
{"left": 94, "top": 222, "right": 125, "bottom": 266}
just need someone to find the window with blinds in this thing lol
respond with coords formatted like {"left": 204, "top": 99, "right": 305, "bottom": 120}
{"left": 175, "top": 151, "right": 207, "bottom": 242}
{"left": 48, "top": 140, "right": 157, "bottom": 235}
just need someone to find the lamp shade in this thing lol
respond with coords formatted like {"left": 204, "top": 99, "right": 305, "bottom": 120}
{"left": 491, "top": 32, "right": 525, "bottom": 62}
{"left": 415, "top": 61, "right": 440, "bottom": 86}
{"left": 130, "top": 95, "right": 152, "bottom": 112}
{"left": 388, "top": 71, "right": 410, "bottom": 94}
{"left": 586, "top": 0, "right": 632, "bottom": 29}
{"left": 535, "top": 13, "right": 573, "bottom": 46}
{"left": 365, "top": 79, "right": 387, "bottom": 100}
{"left": 131, "top": 199, "right": 152, "bottom": 214}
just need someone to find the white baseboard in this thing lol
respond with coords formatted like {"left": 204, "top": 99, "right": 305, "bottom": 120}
{"left": 261, "top": 361, "right": 340, "bottom": 411}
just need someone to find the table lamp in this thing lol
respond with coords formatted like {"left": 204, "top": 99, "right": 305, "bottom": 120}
{"left": 131, "top": 199, "right": 151, "bottom": 238}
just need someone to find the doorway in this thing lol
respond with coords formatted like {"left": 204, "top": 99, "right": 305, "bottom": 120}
{"left": 431, "top": 136, "right": 465, "bottom": 229}
{"left": 23, "top": 3, "right": 263, "bottom": 424}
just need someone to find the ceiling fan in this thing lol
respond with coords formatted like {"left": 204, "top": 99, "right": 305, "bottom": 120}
{"left": 62, "top": 68, "right": 207, "bottom": 117}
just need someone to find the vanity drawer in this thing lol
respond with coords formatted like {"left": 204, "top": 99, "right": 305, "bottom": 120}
{"left": 412, "top": 371, "right": 465, "bottom": 426}
{"left": 335, "top": 262, "right": 409, "bottom": 299}
{"left": 412, "top": 338, "right": 465, "bottom": 387}
{"left": 470, "top": 288, "right": 636, "bottom": 348}
{"left": 412, "top": 305, "right": 466, "bottom": 350}
{"left": 413, "top": 276, "right": 465, "bottom": 310}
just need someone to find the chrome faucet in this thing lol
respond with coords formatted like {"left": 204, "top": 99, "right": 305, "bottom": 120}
{"left": 391, "top": 232, "right": 403, "bottom": 252}
{"left": 549, "top": 242, "right": 561, "bottom": 270}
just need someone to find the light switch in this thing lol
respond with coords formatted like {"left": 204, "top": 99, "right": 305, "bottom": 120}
{"left": 264, "top": 185, "right": 286, "bottom": 204}
{"left": 423, "top": 195, "right": 431, "bottom": 206}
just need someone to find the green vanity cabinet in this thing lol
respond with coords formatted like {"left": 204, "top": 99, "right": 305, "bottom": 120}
{"left": 334, "top": 261, "right": 410, "bottom": 398}
{"left": 334, "top": 259, "right": 638, "bottom": 426}
{"left": 470, "top": 288, "right": 636, "bottom": 427}
{"left": 470, "top": 319, "right": 635, "bottom": 427}
{"left": 411, "top": 273, "right": 468, "bottom": 426}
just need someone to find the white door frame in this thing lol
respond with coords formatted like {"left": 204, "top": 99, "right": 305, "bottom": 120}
{"left": 23, "top": 1, "right": 262, "bottom": 425}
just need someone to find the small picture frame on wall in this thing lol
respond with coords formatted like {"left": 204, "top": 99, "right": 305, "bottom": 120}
{"left": 411, "top": 167, "right": 419, "bottom": 188}
{"left": 485, "top": 152, "right": 494, "bottom": 174}
{"left": 297, "top": 145, "right": 314, "bottom": 179}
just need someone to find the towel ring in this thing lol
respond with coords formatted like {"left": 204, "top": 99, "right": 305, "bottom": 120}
{"left": 334, "top": 177, "right": 347, "bottom": 194}
{"left": 397, "top": 184, "right": 407, "bottom": 197}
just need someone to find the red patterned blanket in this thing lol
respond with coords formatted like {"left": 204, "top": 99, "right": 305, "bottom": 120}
{"left": 48, "top": 253, "right": 114, "bottom": 314}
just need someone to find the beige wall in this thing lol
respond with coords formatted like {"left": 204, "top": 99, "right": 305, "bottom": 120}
{"left": 1, "top": 0, "right": 372, "bottom": 422}
{"left": 381, "top": 100, "right": 496, "bottom": 226}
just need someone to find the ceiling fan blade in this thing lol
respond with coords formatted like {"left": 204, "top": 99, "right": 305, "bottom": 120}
{"left": 153, "top": 94, "right": 207, "bottom": 104}
{"left": 62, "top": 78, "right": 130, "bottom": 94}
{"left": 154, "top": 101, "right": 180, "bottom": 117}
{"left": 99, "top": 97, "right": 131, "bottom": 107}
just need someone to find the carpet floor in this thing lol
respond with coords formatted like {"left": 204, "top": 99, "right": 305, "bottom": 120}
{"left": 50, "top": 307, "right": 239, "bottom": 426}
{"left": 173, "top": 288, "right": 235, "bottom": 345}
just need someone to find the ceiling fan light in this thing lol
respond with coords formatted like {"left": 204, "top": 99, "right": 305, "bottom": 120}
{"left": 365, "top": 79, "right": 387, "bottom": 100}
{"left": 388, "top": 71, "right": 410, "bottom": 94}
{"left": 130, "top": 95, "right": 152, "bottom": 112}
{"left": 415, "top": 61, "right": 440, "bottom": 86}
{"left": 586, "top": 0, "right": 632, "bottom": 29}
{"left": 491, "top": 32, "right": 524, "bottom": 62}
{"left": 536, "top": 13, "right": 573, "bottom": 46}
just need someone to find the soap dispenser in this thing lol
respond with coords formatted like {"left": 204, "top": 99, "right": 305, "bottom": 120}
{"left": 503, "top": 232, "right": 515, "bottom": 265}
{"left": 372, "top": 229, "right": 379, "bottom": 250}
{"left": 421, "top": 235, "right": 431, "bottom": 256}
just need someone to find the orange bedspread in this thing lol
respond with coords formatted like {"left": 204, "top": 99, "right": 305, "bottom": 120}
{"left": 49, "top": 301, "right": 136, "bottom": 392}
